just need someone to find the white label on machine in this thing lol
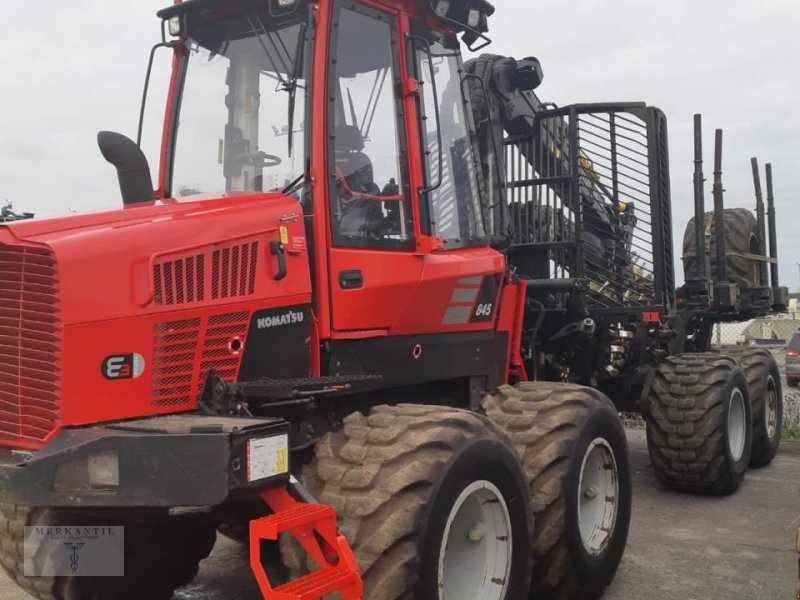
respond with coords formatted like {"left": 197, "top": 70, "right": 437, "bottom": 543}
{"left": 247, "top": 434, "right": 289, "bottom": 482}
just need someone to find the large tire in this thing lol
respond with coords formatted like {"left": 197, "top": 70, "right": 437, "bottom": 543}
{"left": 712, "top": 346, "right": 782, "bottom": 467}
{"left": 682, "top": 208, "right": 764, "bottom": 289}
{"left": 482, "top": 383, "right": 632, "bottom": 600}
{"left": 0, "top": 504, "right": 216, "bottom": 600}
{"left": 645, "top": 353, "right": 752, "bottom": 495}
{"left": 284, "top": 405, "right": 532, "bottom": 600}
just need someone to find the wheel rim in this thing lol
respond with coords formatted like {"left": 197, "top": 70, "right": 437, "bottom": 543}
{"left": 578, "top": 438, "right": 619, "bottom": 556}
{"left": 437, "top": 480, "right": 512, "bottom": 600}
{"left": 727, "top": 388, "right": 747, "bottom": 461}
{"left": 765, "top": 375, "right": 778, "bottom": 440}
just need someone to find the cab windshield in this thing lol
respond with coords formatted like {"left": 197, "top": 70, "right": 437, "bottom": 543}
{"left": 171, "top": 5, "right": 310, "bottom": 197}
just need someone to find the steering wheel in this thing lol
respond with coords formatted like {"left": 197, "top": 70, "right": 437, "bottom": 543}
{"left": 230, "top": 151, "right": 282, "bottom": 168}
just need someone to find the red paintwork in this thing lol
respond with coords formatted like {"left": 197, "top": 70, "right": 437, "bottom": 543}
{"left": 0, "top": 0, "right": 525, "bottom": 451}
{"left": 252, "top": 486, "right": 362, "bottom": 599}
{"left": 0, "top": 194, "right": 311, "bottom": 446}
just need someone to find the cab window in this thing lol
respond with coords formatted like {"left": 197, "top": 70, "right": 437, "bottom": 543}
{"left": 414, "top": 35, "right": 486, "bottom": 246}
{"left": 328, "top": 3, "right": 413, "bottom": 249}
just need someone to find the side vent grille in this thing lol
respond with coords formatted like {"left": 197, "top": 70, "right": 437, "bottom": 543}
{"left": 199, "top": 311, "right": 250, "bottom": 392}
{"left": 153, "top": 240, "right": 258, "bottom": 307}
{"left": 150, "top": 311, "right": 249, "bottom": 408}
{"left": 151, "top": 318, "right": 201, "bottom": 408}
{"left": 211, "top": 242, "right": 259, "bottom": 300}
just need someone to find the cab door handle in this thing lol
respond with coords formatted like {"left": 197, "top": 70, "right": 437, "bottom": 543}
{"left": 339, "top": 270, "right": 363, "bottom": 289}
{"left": 270, "top": 241, "right": 287, "bottom": 281}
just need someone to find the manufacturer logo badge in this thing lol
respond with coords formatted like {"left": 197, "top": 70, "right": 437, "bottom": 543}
{"left": 101, "top": 354, "right": 145, "bottom": 380}
{"left": 257, "top": 311, "right": 304, "bottom": 330}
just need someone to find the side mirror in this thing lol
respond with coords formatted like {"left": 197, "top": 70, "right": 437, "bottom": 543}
{"left": 97, "top": 131, "right": 155, "bottom": 206}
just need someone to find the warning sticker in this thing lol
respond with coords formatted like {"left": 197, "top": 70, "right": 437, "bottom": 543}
{"left": 247, "top": 434, "right": 289, "bottom": 482}
{"left": 279, "top": 226, "right": 289, "bottom": 245}
{"left": 292, "top": 236, "right": 307, "bottom": 251}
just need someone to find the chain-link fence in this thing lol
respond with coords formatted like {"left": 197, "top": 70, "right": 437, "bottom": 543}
{"left": 710, "top": 317, "right": 800, "bottom": 433}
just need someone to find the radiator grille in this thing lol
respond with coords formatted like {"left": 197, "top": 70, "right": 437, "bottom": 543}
{"left": 153, "top": 241, "right": 258, "bottom": 307}
{"left": 0, "top": 244, "right": 61, "bottom": 446}
{"left": 150, "top": 311, "right": 249, "bottom": 408}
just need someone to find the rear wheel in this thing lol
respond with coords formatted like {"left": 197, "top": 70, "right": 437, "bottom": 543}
{"left": 645, "top": 353, "right": 752, "bottom": 495}
{"left": 713, "top": 346, "right": 782, "bottom": 467}
{"left": 482, "top": 383, "right": 632, "bottom": 600}
{"left": 0, "top": 504, "right": 216, "bottom": 600}
{"left": 283, "top": 405, "right": 532, "bottom": 600}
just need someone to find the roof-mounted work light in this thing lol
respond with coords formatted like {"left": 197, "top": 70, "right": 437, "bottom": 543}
{"left": 427, "top": 0, "right": 495, "bottom": 51}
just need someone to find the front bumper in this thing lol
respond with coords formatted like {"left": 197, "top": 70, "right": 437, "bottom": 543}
{"left": 0, "top": 414, "right": 290, "bottom": 508}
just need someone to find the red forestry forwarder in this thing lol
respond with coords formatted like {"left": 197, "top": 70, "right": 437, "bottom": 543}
{"left": 11, "top": 0, "right": 776, "bottom": 598}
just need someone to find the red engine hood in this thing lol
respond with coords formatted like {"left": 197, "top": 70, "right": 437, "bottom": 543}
{"left": 0, "top": 193, "right": 309, "bottom": 326}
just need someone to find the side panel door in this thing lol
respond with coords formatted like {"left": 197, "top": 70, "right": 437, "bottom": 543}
{"left": 326, "top": 2, "right": 423, "bottom": 332}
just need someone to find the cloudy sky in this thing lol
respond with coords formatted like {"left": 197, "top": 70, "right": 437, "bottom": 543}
{"left": 1, "top": 1, "right": 798, "bottom": 286}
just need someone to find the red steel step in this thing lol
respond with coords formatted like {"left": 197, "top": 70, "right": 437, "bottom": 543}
{"left": 250, "top": 486, "right": 362, "bottom": 600}
{"left": 272, "top": 567, "right": 360, "bottom": 600}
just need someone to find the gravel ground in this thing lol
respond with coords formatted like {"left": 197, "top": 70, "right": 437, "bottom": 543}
{"left": 768, "top": 348, "right": 800, "bottom": 429}
{"left": 2, "top": 431, "right": 797, "bottom": 600}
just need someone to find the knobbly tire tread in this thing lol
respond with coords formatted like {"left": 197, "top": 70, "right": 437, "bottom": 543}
{"left": 712, "top": 346, "right": 782, "bottom": 467}
{"left": 683, "top": 208, "right": 763, "bottom": 289}
{"left": 283, "top": 404, "right": 529, "bottom": 600}
{"left": 0, "top": 503, "right": 216, "bottom": 600}
{"left": 645, "top": 353, "right": 751, "bottom": 495}
{"left": 482, "top": 382, "right": 630, "bottom": 600}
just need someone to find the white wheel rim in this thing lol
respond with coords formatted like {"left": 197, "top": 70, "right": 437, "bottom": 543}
{"left": 727, "top": 388, "right": 747, "bottom": 461}
{"left": 765, "top": 375, "right": 778, "bottom": 440}
{"left": 578, "top": 438, "right": 619, "bottom": 556}
{"left": 437, "top": 480, "right": 512, "bottom": 600}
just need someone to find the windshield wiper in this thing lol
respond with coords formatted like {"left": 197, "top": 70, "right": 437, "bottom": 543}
{"left": 281, "top": 171, "right": 309, "bottom": 198}
{"left": 286, "top": 21, "right": 307, "bottom": 157}
{"left": 246, "top": 12, "right": 293, "bottom": 88}
{"left": 245, "top": 11, "right": 307, "bottom": 157}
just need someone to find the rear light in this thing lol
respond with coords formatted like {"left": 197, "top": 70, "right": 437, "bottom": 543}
{"left": 786, "top": 349, "right": 800, "bottom": 357}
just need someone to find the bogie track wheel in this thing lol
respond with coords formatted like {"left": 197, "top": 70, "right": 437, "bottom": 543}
{"left": 645, "top": 353, "right": 752, "bottom": 495}
{"left": 712, "top": 346, "right": 783, "bottom": 467}
{"left": 283, "top": 404, "right": 533, "bottom": 600}
{"left": 482, "top": 382, "right": 632, "bottom": 600}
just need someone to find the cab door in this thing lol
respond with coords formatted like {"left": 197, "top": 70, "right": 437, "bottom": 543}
{"left": 326, "top": 1, "right": 423, "bottom": 333}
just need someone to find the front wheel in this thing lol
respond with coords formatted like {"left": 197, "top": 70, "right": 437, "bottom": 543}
{"left": 283, "top": 405, "right": 533, "bottom": 600}
{"left": 483, "top": 383, "right": 632, "bottom": 599}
